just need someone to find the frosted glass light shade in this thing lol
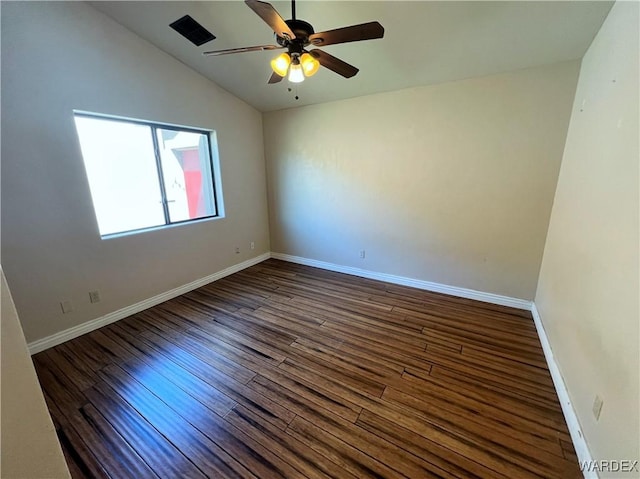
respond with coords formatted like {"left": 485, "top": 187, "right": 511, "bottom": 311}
{"left": 288, "top": 63, "right": 304, "bottom": 83}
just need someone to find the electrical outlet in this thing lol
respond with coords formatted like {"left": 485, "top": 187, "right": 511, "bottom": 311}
{"left": 592, "top": 395, "right": 603, "bottom": 420}
{"left": 60, "top": 300, "right": 73, "bottom": 314}
{"left": 235, "top": 246, "right": 240, "bottom": 254}
{"left": 250, "top": 241, "right": 255, "bottom": 250}
{"left": 89, "top": 290, "right": 101, "bottom": 303}
{"left": 360, "top": 250, "right": 366, "bottom": 259}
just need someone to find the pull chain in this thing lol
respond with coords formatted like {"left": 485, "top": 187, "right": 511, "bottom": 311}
{"left": 287, "top": 85, "right": 300, "bottom": 101}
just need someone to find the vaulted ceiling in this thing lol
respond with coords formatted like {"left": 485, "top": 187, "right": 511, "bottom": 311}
{"left": 91, "top": 1, "right": 612, "bottom": 112}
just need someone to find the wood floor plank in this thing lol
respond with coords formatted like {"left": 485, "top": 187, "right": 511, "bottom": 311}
{"left": 114, "top": 360, "right": 309, "bottom": 479}
{"left": 278, "top": 354, "right": 558, "bottom": 478}
{"left": 72, "top": 405, "right": 161, "bottom": 479}
{"left": 98, "top": 364, "right": 260, "bottom": 479}
{"left": 55, "top": 425, "right": 110, "bottom": 479}
{"left": 386, "top": 377, "right": 567, "bottom": 454}
{"left": 421, "top": 324, "right": 546, "bottom": 360}
{"left": 225, "top": 405, "right": 358, "bottom": 479}
{"left": 101, "top": 324, "right": 239, "bottom": 418}
{"left": 426, "top": 342, "right": 462, "bottom": 354}
{"left": 250, "top": 369, "right": 363, "bottom": 423}
{"left": 125, "top": 326, "right": 296, "bottom": 431}
{"left": 58, "top": 430, "right": 97, "bottom": 479}
{"left": 209, "top": 308, "right": 299, "bottom": 348}
{"left": 292, "top": 336, "right": 406, "bottom": 376}
{"left": 85, "top": 382, "right": 208, "bottom": 478}
{"left": 425, "top": 329, "right": 548, "bottom": 368}
{"left": 33, "top": 356, "right": 87, "bottom": 412}
{"left": 185, "top": 326, "right": 281, "bottom": 374}
{"left": 430, "top": 365, "right": 564, "bottom": 412}
{"left": 44, "top": 347, "right": 95, "bottom": 392}
{"left": 264, "top": 319, "right": 435, "bottom": 376}
{"left": 322, "top": 317, "right": 428, "bottom": 351}
{"left": 251, "top": 375, "right": 462, "bottom": 479}
{"left": 428, "top": 346, "right": 556, "bottom": 392}
{"left": 420, "top": 350, "right": 558, "bottom": 399}
{"left": 34, "top": 258, "right": 581, "bottom": 479}
{"left": 188, "top": 316, "right": 289, "bottom": 364}
{"left": 402, "top": 369, "right": 568, "bottom": 435}
{"left": 280, "top": 354, "right": 387, "bottom": 398}
{"left": 356, "top": 409, "right": 507, "bottom": 479}
{"left": 461, "top": 344, "right": 551, "bottom": 374}
{"left": 271, "top": 276, "right": 394, "bottom": 314}
{"left": 286, "top": 415, "right": 407, "bottom": 479}
{"left": 142, "top": 329, "right": 258, "bottom": 384}
{"left": 290, "top": 339, "right": 403, "bottom": 384}
{"left": 399, "top": 303, "right": 539, "bottom": 333}
{"left": 381, "top": 387, "right": 569, "bottom": 472}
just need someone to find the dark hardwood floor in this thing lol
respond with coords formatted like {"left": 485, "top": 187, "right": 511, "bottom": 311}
{"left": 34, "top": 259, "right": 581, "bottom": 478}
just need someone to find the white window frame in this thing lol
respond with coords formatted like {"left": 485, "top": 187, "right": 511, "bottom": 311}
{"left": 73, "top": 111, "right": 224, "bottom": 238}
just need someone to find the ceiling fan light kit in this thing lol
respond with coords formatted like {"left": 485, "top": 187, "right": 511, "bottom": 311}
{"left": 202, "top": 0, "right": 384, "bottom": 85}
{"left": 270, "top": 52, "right": 319, "bottom": 82}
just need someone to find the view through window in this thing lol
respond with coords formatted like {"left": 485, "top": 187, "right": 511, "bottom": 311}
{"left": 74, "top": 113, "right": 219, "bottom": 236}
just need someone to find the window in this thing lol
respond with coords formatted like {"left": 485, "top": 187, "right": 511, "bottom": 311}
{"left": 73, "top": 113, "right": 220, "bottom": 237}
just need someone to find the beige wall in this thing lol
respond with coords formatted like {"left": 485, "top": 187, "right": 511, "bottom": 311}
{"left": 1, "top": 268, "right": 71, "bottom": 478}
{"left": 535, "top": 1, "right": 639, "bottom": 471}
{"left": 1, "top": 2, "right": 270, "bottom": 344}
{"left": 264, "top": 61, "right": 579, "bottom": 300}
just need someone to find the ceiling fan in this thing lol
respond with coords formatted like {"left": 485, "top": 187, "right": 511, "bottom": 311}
{"left": 203, "top": 0, "right": 384, "bottom": 84}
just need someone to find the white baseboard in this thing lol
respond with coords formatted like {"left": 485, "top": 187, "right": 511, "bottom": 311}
{"left": 531, "top": 303, "right": 596, "bottom": 479}
{"left": 27, "top": 253, "right": 270, "bottom": 355}
{"left": 271, "top": 252, "right": 532, "bottom": 310}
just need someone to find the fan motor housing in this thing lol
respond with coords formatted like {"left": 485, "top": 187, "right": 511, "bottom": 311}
{"left": 276, "top": 19, "right": 315, "bottom": 48}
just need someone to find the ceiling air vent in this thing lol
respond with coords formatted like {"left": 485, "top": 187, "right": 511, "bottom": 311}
{"left": 170, "top": 15, "right": 216, "bottom": 46}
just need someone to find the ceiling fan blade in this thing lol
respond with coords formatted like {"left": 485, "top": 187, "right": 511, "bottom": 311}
{"left": 203, "top": 44, "right": 283, "bottom": 56}
{"left": 308, "top": 21, "right": 384, "bottom": 47}
{"left": 245, "top": 0, "right": 296, "bottom": 40}
{"left": 268, "top": 72, "right": 284, "bottom": 84}
{"left": 309, "top": 49, "right": 359, "bottom": 78}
